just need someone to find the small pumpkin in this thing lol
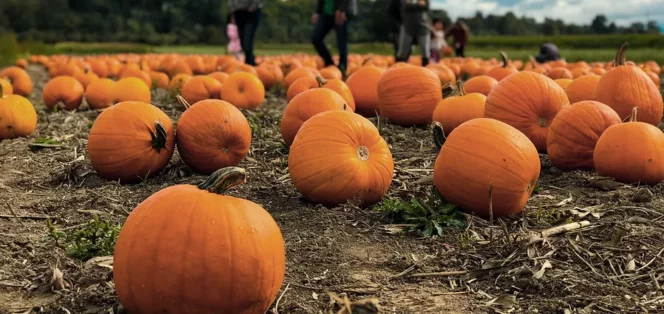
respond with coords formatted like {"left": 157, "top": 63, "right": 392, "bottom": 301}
{"left": 0, "top": 87, "right": 37, "bottom": 140}
{"left": 0, "top": 66, "right": 33, "bottom": 96}
{"left": 593, "top": 44, "right": 663, "bottom": 126}
{"left": 220, "top": 72, "right": 265, "bottom": 109}
{"left": 0, "top": 78, "right": 13, "bottom": 95}
{"left": 256, "top": 64, "right": 284, "bottom": 90}
{"left": 284, "top": 67, "right": 319, "bottom": 89}
{"left": 432, "top": 82, "right": 486, "bottom": 142}
{"left": 120, "top": 67, "right": 152, "bottom": 87}
{"left": 280, "top": 88, "right": 352, "bottom": 146}
{"left": 377, "top": 66, "right": 442, "bottom": 125}
{"left": 286, "top": 76, "right": 319, "bottom": 102}
{"left": 594, "top": 107, "right": 664, "bottom": 185}
{"left": 42, "top": 76, "right": 85, "bottom": 111}
{"left": 426, "top": 63, "right": 457, "bottom": 87}
{"left": 546, "top": 101, "right": 621, "bottom": 169}
{"left": 565, "top": 75, "right": 600, "bottom": 104}
{"left": 486, "top": 52, "right": 518, "bottom": 82}
{"left": 319, "top": 66, "right": 343, "bottom": 80}
{"left": 548, "top": 67, "right": 573, "bottom": 80}
{"left": 554, "top": 78, "right": 572, "bottom": 90}
{"left": 434, "top": 118, "right": 540, "bottom": 217}
{"left": 463, "top": 75, "right": 498, "bottom": 96}
{"left": 168, "top": 73, "right": 192, "bottom": 91}
{"left": 485, "top": 71, "right": 570, "bottom": 153}
{"left": 288, "top": 110, "right": 394, "bottom": 206}
{"left": 645, "top": 71, "right": 661, "bottom": 87}
{"left": 181, "top": 75, "right": 222, "bottom": 105}
{"left": 88, "top": 101, "right": 175, "bottom": 183}
{"left": 112, "top": 77, "right": 152, "bottom": 104}
{"left": 73, "top": 69, "right": 99, "bottom": 89}
{"left": 175, "top": 97, "right": 252, "bottom": 174}
{"left": 114, "top": 167, "right": 285, "bottom": 313}
{"left": 14, "top": 58, "right": 28, "bottom": 69}
{"left": 149, "top": 71, "right": 170, "bottom": 89}
{"left": 318, "top": 76, "right": 356, "bottom": 111}
{"left": 346, "top": 65, "right": 385, "bottom": 117}
{"left": 85, "top": 78, "right": 116, "bottom": 109}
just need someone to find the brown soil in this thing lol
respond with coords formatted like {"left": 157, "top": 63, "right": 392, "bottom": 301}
{"left": 1, "top": 65, "right": 664, "bottom": 314}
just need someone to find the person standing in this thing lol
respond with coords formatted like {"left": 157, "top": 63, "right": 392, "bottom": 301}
{"left": 392, "top": 0, "right": 431, "bottom": 66}
{"left": 229, "top": 0, "right": 263, "bottom": 66}
{"left": 430, "top": 18, "right": 447, "bottom": 62}
{"left": 311, "top": 0, "right": 358, "bottom": 77}
{"left": 445, "top": 19, "right": 469, "bottom": 57}
{"left": 226, "top": 15, "right": 243, "bottom": 61}
{"left": 535, "top": 42, "right": 562, "bottom": 63}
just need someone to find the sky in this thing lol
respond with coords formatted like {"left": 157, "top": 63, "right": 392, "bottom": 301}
{"left": 431, "top": 0, "right": 664, "bottom": 27}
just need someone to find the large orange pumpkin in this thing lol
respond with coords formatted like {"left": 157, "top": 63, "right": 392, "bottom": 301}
{"left": 346, "top": 65, "right": 385, "bottom": 117}
{"left": 220, "top": 72, "right": 265, "bottom": 109}
{"left": 434, "top": 118, "right": 540, "bottom": 217}
{"left": 485, "top": 71, "right": 570, "bottom": 152}
{"left": 594, "top": 108, "right": 664, "bottom": 185}
{"left": 88, "top": 101, "right": 175, "bottom": 183}
{"left": 432, "top": 83, "right": 486, "bottom": 140}
{"left": 0, "top": 92, "right": 37, "bottom": 140}
{"left": 463, "top": 75, "right": 498, "bottom": 96}
{"left": 181, "top": 75, "right": 222, "bottom": 104}
{"left": 565, "top": 75, "right": 600, "bottom": 104}
{"left": 288, "top": 110, "right": 394, "bottom": 206}
{"left": 85, "top": 78, "right": 116, "bottom": 109}
{"left": 42, "top": 76, "right": 85, "bottom": 111}
{"left": 111, "top": 77, "right": 152, "bottom": 104}
{"left": 176, "top": 97, "right": 251, "bottom": 174}
{"left": 114, "top": 167, "right": 285, "bottom": 314}
{"left": 0, "top": 66, "right": 33, "bottom": 96}
{"left": 593, "top": 44, "right": 663, "bottom": 126}
{"left": 280, "top": 88, "right": 352, "bottom": 146}
{"left": 546, "top": 101, "right": 621, "bottom": 169}
{"left": 377, "top": 66, "right": 442, "bottom": 125}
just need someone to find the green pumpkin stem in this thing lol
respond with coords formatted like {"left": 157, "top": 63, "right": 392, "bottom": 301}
{"left": 198, "top": 167, "right": 247, "bottom": 193}
{"left": 432, "top": 121, "right": 447, "bottom": 150}
{"left": 499, "top": 51, "right": 509, "bottom": 68}
{"left": 176, "top": 95, "right": 191, "bottom": 109}
{"left": 150, "top": 121, "right": 168, "bottom": 153}
{"left": 629, "top": 107, "right": 639, "bottom": 122}
{"left": 315, "top": 76, "right": 327, "bottom": 88}
{"left": 615, "top": 43, "right": 628, "bottom": 66}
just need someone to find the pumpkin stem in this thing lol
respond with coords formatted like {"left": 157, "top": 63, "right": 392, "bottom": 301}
{"left": 432, "top": 121, "right": 447, "bottom": 150}
{"left": 615, "top": 43, "right": 628, "bottom": 66}
{"left": 362, "top": 57, "right": 373, "bottom": 66}
{"left": 176, "top": 95, "right": 192, "bottom": 109}
{"left": 0, "top": 84, "right": 3, "bottom": 98}
{"left": 499, "top": 51, "right": 509, "bottom": 68}
{"left": 457, "top": 81, "right": 466, "bottom": 96}
{"left": 150, "top": 121, "right": 168, "bottom": 153}
{"left": 198, "top": 167, "right": 247, "bottom": 193}
{"left": 629, "top": 107, "right": 639, "bottom": 122}
{"left": 315, "top": 76, "right": 327, "bottom": 88}
{"left": 528, "top": 55, "right": 537, "bottom": 66}
{"left": 442, "top": 84, "right": 455, "bottom": 98}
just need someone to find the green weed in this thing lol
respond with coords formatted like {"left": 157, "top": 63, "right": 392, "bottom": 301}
{"left": 46, "top": 216, "right": 121, "bottom": 261}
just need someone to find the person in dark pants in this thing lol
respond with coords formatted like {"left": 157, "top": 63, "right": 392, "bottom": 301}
{"left": 311, "top": 0, "right": 358, "bottom": 77}
{"left": 445, "top": 19, "right": 469, "bottom": 57}
{"left": 229, "top": 0, "right": 263, "bottom": 66}
{"left": 387, "top": 0, "right": 412, "bottom": 59}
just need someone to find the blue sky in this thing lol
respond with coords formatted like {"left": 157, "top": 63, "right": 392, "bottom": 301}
{"left": 431, "top": 0, "right": 664, "bottom": 27}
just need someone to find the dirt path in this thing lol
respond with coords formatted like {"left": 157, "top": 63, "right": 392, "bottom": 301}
{"left": 1, "top": 65, "right": 663, "bottom": 313}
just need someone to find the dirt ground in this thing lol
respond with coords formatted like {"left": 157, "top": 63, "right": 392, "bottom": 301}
{"left": 1, "top": 65, "right": 664, "bottom": 314}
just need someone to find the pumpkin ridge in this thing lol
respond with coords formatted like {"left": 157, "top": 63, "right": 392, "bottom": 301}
{"left": 176, "top": 194, "right": 203, "bottom": 311}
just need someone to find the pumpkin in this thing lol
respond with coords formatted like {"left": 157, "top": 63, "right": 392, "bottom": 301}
{"left": 0, "top": 78, "right": 13, "bottom": 95}
{"left": 594, "top": 107, "right": 664, "bottom": 185}
{"left": 281, "top": 88, "right": 352, "bottom": 146}
{"left": 346, "top": 65, "right": 385, "bottom": 117}
{"left": 14, "top": 58, "right": 28, "bottom": 69}
{"left": 114, "top": 167, "right": 285, "bottom": 314}
{"left": 645, "top": 71, "right": 661, "bottom": 87}
{"left": 565, "top": 75, "right": 600, "bottom": 104}
{"left": 434, "top": 118, "right": 540, "bottom": 217}
{"left": 486, "top": 52, "right": 518, "bottom": 82}
{"left": 149, "top": 71, "right": 170, "bottom": 89}
{"left": 318, "top": 76, "right": 355, "bottom": 111}
{"left": 463, "top": 75, "right": 498, "bottom": 96}
{"left": 554, "top": 78, "right": 572, "bottom": 90}
{"left": 547, "top": 101, "right": 621, "bottom": 169}
{"left": 181, "top": 75, "right": 222, "bottom": 105}
{"left": 88, "top": 101, "right": 174, "bottom": 183}
{"left": 120, "top": 67, "right": 152, "bottom": 87}
{"left": 88, "top": 59, "right": 110, "bottom": 78}
{"left": 286, "top": 76, "right": 319, "bottom": 102}
{"left": 288, "top": 110, "right": 394, "bottom": 206}
{"left": 319, "top": 66, "right": 343, "bottom": 80}
{"left": 0, "top": 66, "right": 33, "bottom": 96}
{"left": 85, "top": 78, "right": 116, "bottom": 109}
{"left": 256, "top": 64, "right": 284, "bottom": 90}
{"left": 284, "top": 67, "right": 319, "bottom": 89}
{"left": 175, "top": 97, "right": 251, "bottom": 174}
{"left": 571, "top": 67, "right": 589, "bottom": 78}
{"left": 426, "top": 63, "right": 456, "bottom": 87}
{"left": 220, "top": 72, "right": 265, "bottom": 109}
{"left": 594, "top": 44, "right": 663, "bottom": 126}
{"left": 42, "top": 76, "right": 85, "bottom": 111}
{"left": 112, "top": 77, "right": 152, "bottom": 104}
{"left": 73, "top": 69, "right": 99, "bottom": 89}
{"left": 377, "top": 66, "right": 442, "bottom": 125}
{"left": 0, "top": 89, "right": 37, "bottom": 140}
{"left": 432, "top": 82, "right": 486, "bottom": 141}
{"left": 485, "top": 71, "right": 570, "bottom": 153}
{"left": 168, "top": 73, "right": 192, "bottom": 91}
{"left": 548, "top": 67, "right": 573, "bottom": 80}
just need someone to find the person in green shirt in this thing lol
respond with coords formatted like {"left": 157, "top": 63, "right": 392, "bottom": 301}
{"left": 312, "top": 0, "right": 358, "bottom": 77}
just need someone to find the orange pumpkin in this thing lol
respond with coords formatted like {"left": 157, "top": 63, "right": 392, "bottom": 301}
{"left": 281, "top": 88, "right": 352, "bottom": 146}
{"left": 594, "top": 44, "right": 663, "bottom": 126}
{"left": 377, "top": 66, "right": 442, "bottom": 125}
{"left": 88, "top": 101, "right": 175, "bottom": 183}
{"left": 463, "top": 75, "right": 498, "bottom": 96}
{"left": 181, "top": 76, "right": 222, "bottom": 105}
{"left": 149, "top": 71, "right": 170, "bottom": 89}
{"left": 120, "top": 68, "right": 152, "bottom": 87}
{"left": 548, "top": 67, "right": 573, "bottom": 80}
{"left": 546, "top": 101, "right": 621, "bottom": 169}
{"left": 434, "top": 118, "right": 540, "bottom": 217}
{"left": 208, "top": 71, "right": 230, "bottom": 85}
{"left": 432, "top": 83, "right": 486, "bottom": 139}
{"left": 284, "top": 67, "right": 319, "bottom": 89}
{"left": 554, "top": 78, "right": 572, "bottom": 90}
{"left": 286, "top": 76, "right": 319, "bottom": 102}
{"left": 0, "top": 66, "right": 33, "bottom": 96}
{"left": 85, "top": 78, "right": 116, "bottom": 109}
{"left": 486, "top": 52, "right": 518, "bottom": 82}
{"left": 42, "top": 76, "right": 85, "bottom": 111}
{"left": 318, "top": 77, "right": 355, "bottom": 111}
{"left": 485, "top": 71, "right": 570, "bottom": 152}
{"left": 14, "top": 58, "right": 28, "bottom": 69}
{"left": 168, "top": 73, "right": 192, "bottom": 91}
{"left": 426, "top": 64, "right": 456, "bottom": 86}
{"left": 594, "top": 107, "right": 664, "bottom": 185}
{"left": 111, "top": 77, "right": 151, "bottom": 104}
{"left": 256, "top": 64, "right": 284, "bottom": 90}
{"left": 565, "top": 75, "right": 600, "bottom": 104}
{"left": 0, "top": 92, "right": 37, "bottom": 140}
{"left": 319, "top": 66, "right": 342, "bottom": 80}
{"left": 114, "top": 167, "right": 285, "bottom": 313}
{"left": 88, "top": 59, "right": 110, "bottom": 78}
{"left": 0, "top": 78, "right": 13, "bottom": 95}
{"left": 645, "top": 71, "right": 661, "bottom": 87}
{"left": 220, "top": 72, "right": 265, "bottom": 109}
{"left": 346, "top": 65, "right": 385, "bottom": 117}
{"left": 288, "top": 110, "right": 394, "bottom": 206}
{"left": 74, "top": 69, "right": 99, "bottom": 89}
{"left": 176, "top": 98, "right": 251, "bottom": 174}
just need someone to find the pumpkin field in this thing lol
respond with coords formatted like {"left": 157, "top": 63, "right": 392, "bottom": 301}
{"left": 1, "top": 47, "right": 664, "bottom": 314}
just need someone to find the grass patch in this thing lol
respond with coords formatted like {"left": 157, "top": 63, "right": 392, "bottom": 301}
{"left": 46, "top": 216, "right": 121, "bottom": 261}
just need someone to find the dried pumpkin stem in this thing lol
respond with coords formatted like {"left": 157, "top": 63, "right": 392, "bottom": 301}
{"left": 198, "top": 167, "right": 247, "bottom": 193}
{"left": 150, "top": 121, "right": 168, "bottom": 153}
{"left": 432, "top": 121, "right": 446, "bottom": 150}
{"left": 362, "top": 57, "right": 373, "bottom": 66}
{"left": 0, "top": 84, "right": 3, "bottom": 98}
{"left": 315, "top": 76, "right": 327, "bottom": 88}
{"left": 175, "top": 95, "right": 192, "bottom": 109}
{"left": 629, "top": 107, "right": 639, "bottom": 122}
{"left": 615, "top": 43, "right": 628, "bottom": 66}
{"left": 457, "top": 81, "right": 466, "bottom": 96}
{"left": 442, "top": 83, "right": 455, "bottom": 98}
{"left": 499, "top": 51, "right": 509, "bottom": 68}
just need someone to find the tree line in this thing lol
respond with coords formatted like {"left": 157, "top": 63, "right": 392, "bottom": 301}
{"left": 0, "top": 0, "right": 660, "bottom": 45}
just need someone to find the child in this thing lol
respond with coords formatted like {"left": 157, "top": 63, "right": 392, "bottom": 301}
{"left": 430, "top": 18, "right": 446, "bottom": 63}
{"left": 226, "top": 15, "right": 242, "bottom": 61}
